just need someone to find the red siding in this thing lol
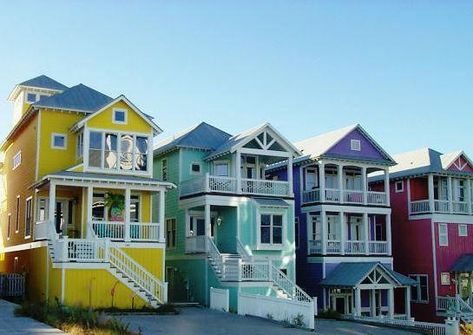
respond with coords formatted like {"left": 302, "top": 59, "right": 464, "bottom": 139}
{"left": 410, "top": 177, "right": 429, "bottom": 201}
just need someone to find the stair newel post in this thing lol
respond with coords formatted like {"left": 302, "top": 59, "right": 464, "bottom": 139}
{"left": 163, "top": 282, "right": 168, "bottom": 303}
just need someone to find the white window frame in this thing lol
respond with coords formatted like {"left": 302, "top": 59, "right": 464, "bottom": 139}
{"left": 12, "top": 151, "right": 21, "bottom": 170}
{"left": 305, "top": 167, "right": 318, "bottom": 190}
{"left": 26, "top": 92, "right": 37, "bottom": 103}
{"left": 76, "top": 132, "right": 83, "bottom": 159}
{"left": 459, "top": 224, "right": 468, "bottom": 237}
{"left": 24, "top": 196, "right": 33, "bottom": 239}
{"left": 15, "top": 195, "right": 20, "bottom": 233}
{"left": 112, "top": 108, "right": 128, "bottom": 124}
{"left": 165, "top": 218, "right": 177, "bottom": 249}
{"left": 190, "top": 162, "right": 202, "bottom": 175}
{"left": 438, "top": 223, "right": 448, "bottom": 246}
{"left": 214, "top": 160, "right": 230, "bottom": 177}
{"left": 7, "top": 213, "right": 11, "bottom": 240}
{"left": 256, "top": 208, "right": 286, "bottom": 250}
{"left": 51, "top": 133, "right": 67, "bottom": 150}
{"left": 350, "top": 139, "right": 361, "bottom": 151}
{"left": 395, "top": 180, "right": 404, "bottom": 193}
{"left": 409, "top": 274, "right": 429, "bottom": 303}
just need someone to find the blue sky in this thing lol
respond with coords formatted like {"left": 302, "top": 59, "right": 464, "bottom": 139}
{"left": 0, "top": 1, "right": 472, "bottom": 156}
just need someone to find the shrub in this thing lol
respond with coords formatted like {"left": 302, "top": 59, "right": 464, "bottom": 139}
{"left": 317, "top": 309, "right": 341, "bottom": 319}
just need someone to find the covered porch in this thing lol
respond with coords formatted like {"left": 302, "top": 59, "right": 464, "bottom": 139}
{"left": 320, "top": 262, "right": 415, "bottom": 319}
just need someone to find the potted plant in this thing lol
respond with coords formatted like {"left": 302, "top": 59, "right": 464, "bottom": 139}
{"left": 104, "top": 193, "right": 125, "bottom": 222}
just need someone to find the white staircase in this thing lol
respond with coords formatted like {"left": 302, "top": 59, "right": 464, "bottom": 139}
{"left": 438, "top": 294, "right": 473, "bottom": 323}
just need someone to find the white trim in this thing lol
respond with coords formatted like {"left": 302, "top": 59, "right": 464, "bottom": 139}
{"left": 12, "top": 150, "right": 22, "bottom": 170}
{"left": 35, "top": 110, "right": 41, "bottom": 180}
{"left": 24, "top": 196, "right": 33, "bottom": 239}
{"left": 51, "top": 132, "right": 67, "bottom": 150}
{"left": 431, "top": 219, "right": 439, "bottom": 309}
{"left": 302, "top": 204, "right": 391, "bottom": 215}
{"left": 350, "top": 139, "right": 361, "bottom": 151}
{"left": 2, "top": 240, "right": 48, "bottom": 253}
{"left": 408, "top": 274, "right": 429, "bottom": 304}
{"left": 15, "top": 195, "right": 20, "bottom": 233}
{"left": 112, "top": 108, "right": 128, "bottom": 124}
{"left": 395, "top": 180, "right": 404, "bottom": 193}
{"left": 255, "top": 207, "right": 287, "bottom": 250}
{"left": 190, "top": 162, "right": 202, "bottom": 175}
{"left": 438, "top": 223, "right": 448, "bottom": 246}
{"left": 458, "top": 224, "right": 468, "bottom": 237}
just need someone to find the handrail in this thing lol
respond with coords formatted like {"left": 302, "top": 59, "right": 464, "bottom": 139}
{"left": 270, "top": 265, "right": 312, "bottom": 303}
{"left": 236, "top": 238, "right": 253, "bottom": 262}
{"left": 206, "top": 237, "right": 225, "bottom": 277}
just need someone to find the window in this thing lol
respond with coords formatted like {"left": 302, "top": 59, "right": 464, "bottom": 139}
{"left": 294, "top": 217, "right": 300, "bottom": 249}
{"left": 26, "top": 93, "right": 37, "bottom": 103}
{"left": 441, "top": 272, "right": 451, "bottom": 286}
{"left": 89, "top": 131, "right": 103, "bottom": 168}
{"left": 455, "top": 179, "right": 466, "bottom": 202}
{"left": 15, "top": 196, "right": 20, "bottom": 232}
{"left": 410, "top": 274, "right": 429, "bottom": 303}
{"left": 134, "top": 136, "right": 148, "bottom": 171}
{"left": 76, "top": 132, "right": 83, "bottom": 158}
{"left": 113, "top": 109, "right": 127, "bottom": 124}
{"left": 12, "top": 151, "right": 21, "bottom": 170}
{"left": 162, "top": 159, "right": 168, "bottom": 181}
{"left": 191, "top": 163, "right": 201, "bottom": 175}
{"left": 166, "top": 218, "right": 177, "bottom": 248}
{"left": 7, "top": 214, "right": 11, "bottom": 239}
{"left": 260, "top": 213, "right": 283, "bottom": 245}
{"left": 305, "top": 168, "right": 318, "bottom": 190}
{"left": 350, "top": 139, "right": 361, "bottom": 151}
{"left": 439, "top": 223, "right": 448, "bottom": 246}
{"left": 92, "top": 193, "right": 105, "bottom": 221}
{"left": 130, "top": 196, "right": 140, "bottom": 222}
{"left": 459, "top": 224, "right": 468, "bottom": 237}
{"left": 214, "top": 162, "right": 229, "bottom": 177}
{"left": 51, "top": 133, "right": 67, "bottom": 149}
{"left": 25, "top": 197, "right": 32, "bottom": 238}
{"left": 105, "top": 133, "right": 118, "bottom": 169}
{"left": 37, "top": 198, "right": 48, "bottom": 221}
{"left": 395, "top": 181, "right": 404, "bottom": 193}
{"left": 311, "top": 215, "right": 321, "bottom": 240}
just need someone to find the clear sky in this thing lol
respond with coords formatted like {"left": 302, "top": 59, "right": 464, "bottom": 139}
{"left": 0, "top": 1, "right": 472, "bottom": 156}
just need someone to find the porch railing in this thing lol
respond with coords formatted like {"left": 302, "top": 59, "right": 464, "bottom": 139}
{"left": 90, "top": 221, "right": 163, "bottom": 242}
{"left": 302, "top": 189, "right": 320, "bottom": 203}
{"left": 185, "top": 235, "right": 208, "bottom": 254}
{"left": 410, "top": 200, "right": 430, "bottom": 214}
{"left": 453, "top": 201, "right": 469, "bottom": 214}
{"left": 345, "top": 240, "right": 365, "bottom": 254}
{"left": 308, "top": 239, "right": 389, "bottom": 255}
{"left": 410, "top": 199, "right": 472, "bottom": 215}
{"left": 325, "top": 188, "right": 341, "bottom": 202}
{"left": 367, "top": 191, "right": 387, "bottom": 205}
{"left": 434, "top": 200, "right": 449, "bottom": 213}
{"left": 326, "top": 240, "right": 342, "bottom": 254}
{"left": 301, "top": 188, "right": 387, "bottom": 205}
{"left": 343, "top": 190, "right": 364, "bottom": 204}
{"left": 369, "top": 241, "right": 389, "bottom": 254}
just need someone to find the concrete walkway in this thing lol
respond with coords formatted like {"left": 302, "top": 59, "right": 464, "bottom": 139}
{"left": 0, "top": 299, "right": 64, "bottom": 334}
{"left": 118, "top": 307, "right": 417, "bottom": 335}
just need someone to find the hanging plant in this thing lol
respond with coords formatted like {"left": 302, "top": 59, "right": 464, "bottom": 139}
{"left": 104, "top": 193, "right": 125, "bottom": 221}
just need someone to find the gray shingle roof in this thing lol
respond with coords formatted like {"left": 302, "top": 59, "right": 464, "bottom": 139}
{"left": 320, "top": 262, "right": 415, "bottom": 287}
{"left": 32, "top": 84, "right": 113, "bottom": 112}
{"left": 19, "top": 75, "right": 68, "bottom": 91}
{"left": 154, "top": 122, "right": 232, "bottom": 156}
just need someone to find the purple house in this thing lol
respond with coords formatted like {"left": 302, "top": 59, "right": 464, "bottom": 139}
{"left": 267, "top": 124, "right": 415, "bottom": 319}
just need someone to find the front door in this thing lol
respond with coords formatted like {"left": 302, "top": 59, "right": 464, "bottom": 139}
{"left": 55, "top": 200, "right": 74, "bottom": 235}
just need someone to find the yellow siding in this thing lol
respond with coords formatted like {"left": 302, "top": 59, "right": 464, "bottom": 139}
{"left": 86, "top": 100, "right": 153, "bottom": 134}
{"left": 38, "top": 109, "right": 84, "bottom": 178}
{"left": 122, "top": 247, "right": 164, "bottom": 280}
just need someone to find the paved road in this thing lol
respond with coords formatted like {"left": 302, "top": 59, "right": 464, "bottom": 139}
{"left": 0, "top": 299, "right": 64, "bottom": 334}
{"left": 119, "top": 307, "right": 417, "bottom": 335}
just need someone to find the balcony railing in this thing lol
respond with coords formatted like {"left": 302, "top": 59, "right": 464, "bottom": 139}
{"left": 185, "top": 235, "right": 208, "bottom": 254}
{"left": 308, "top": 239, "right": 389, "bottom": 255}
{"left": 90, "top": 221, "right": 163, "bottom": 242}
{"left": 410, "top": 199, "right": 473, "bottom": 215}
{"left": 345, "top": 240, "right": 365, "bottom": 254}
{"left": 301, "top": 188, "right": 388, "bottom": 206}
{"left": 343, "top": 190, "right": 364, "bottom": 204}
{"left": 179, "top": 174, "right": 290, "bottom": 198}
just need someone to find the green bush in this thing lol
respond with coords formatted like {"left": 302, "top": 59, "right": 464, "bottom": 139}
{"left": 318, "top": 309, "right": 341, "bottom": 319}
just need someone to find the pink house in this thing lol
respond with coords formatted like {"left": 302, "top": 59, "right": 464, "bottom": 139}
{"left": 370, "top": 148, "right": 473, "bottom": 322}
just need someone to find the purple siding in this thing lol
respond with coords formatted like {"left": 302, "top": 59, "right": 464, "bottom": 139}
{"left": 326, "top": 128, "right": 386, "bottom": 161}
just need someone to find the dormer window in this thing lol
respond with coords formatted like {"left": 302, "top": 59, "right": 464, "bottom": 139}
{"left": 350, "top": 139, "right": 361, "bottom": 151}
{"left": 26, "top": 93, "right": 37, "bottom": 103}
{"left": 113, "top": 109, "right": 127, "bottom": 124}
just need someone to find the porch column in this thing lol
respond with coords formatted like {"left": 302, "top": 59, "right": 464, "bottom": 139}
{"left": 321, "top": 209, "right": 327, "bottom": 255}
{"left": 86, "top": 186, "right": 93, "bottom": 238}
{"left": 377, "top": 290, "right": 382, "bottom": 316}
{"left": 235, "top": 150, "right": 242, "bottom": 194}
{"left": 370, "top": 289, "right": 376, "bottom": 316}
{"left": 338, "top": 164, "right": 344, "bottom": 204}
{"left": 287, "top": 155, "right": 293, "bottom": 196}
{"left": 319, "top": 162, "right": 325, "bottom": 201}
{"left": 48, "top": 182, "right": 57, "bottom": 233}
{"left": 362, "top": 166, "right": 367, "bottom": 205}
{"left": 386, "top": 214, "right": 392, "bottom": 255}
{"left": 340, "top": 211, "right": 345, "bottom": 255}
{"left": 159, "top": 189, "right": 166, "bottom": 242}
{"left": 124, "top": 188, "right": 131, "bottom": 242}
{"left": 322, "top": 287, "right": 327, "bottom": 310}
{"left": 354, "top": 288, "right": 361, "bottom": 317}
{"left": 363, "top": 212, "right": 369, "bottom": 255}
{"left": 405, "top": 286, "right": 411, "bottom": 319}
{"left": 388, "top": 287, "right": 395, "bottom": 318}
{"left": 467, "top": 179, "right": 472, "bottom": 215}
{"left": 448, "top": 176, "right": 453, "bottom": 213}
{"left": 205, "top": 204, "right": 211, "bottom": 238}
{"left": 331, "top": 291, "right": 336, "bottom": 311}
{"left": 407, "top": 178, "right": 411, "bottom": 215}
{"left": 384, "top": 168, "right": 390, "bottom": 206}
{"left": 428, "top": 174, "right": 435, "bottom": 212}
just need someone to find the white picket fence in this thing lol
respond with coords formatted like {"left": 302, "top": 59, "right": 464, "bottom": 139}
{"left": 210, "top": 287, "right": 229, "bottom": 312}
{"left": 238, "top": 292, "right": 315, "bottom": 330}
{"left": 0, "top": 273, "right": 25, "bottom": 297}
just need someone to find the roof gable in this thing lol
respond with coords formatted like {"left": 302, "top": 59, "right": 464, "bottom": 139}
{"left": 441, "top": 151, "right": 473, "bottom": 173}
{"left": 19, "top": 75, "right": 68, "bottom": 91}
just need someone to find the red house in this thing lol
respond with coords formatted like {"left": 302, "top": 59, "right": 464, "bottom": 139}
{"left": 370, "top": 148, "right": 473, "bottom": 322}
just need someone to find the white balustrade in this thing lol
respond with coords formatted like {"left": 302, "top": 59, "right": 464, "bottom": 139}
{"left": 434, "top": 200, "right": 450, "bottom": 213}
{"left": 343, "top": 190, "right": 364, "bottom": 204}
{"left": 368, "top": 241, "right": 388, "bottom": 254}
{"left": 91, "top": 221, "right": 125, "bottom": 239}
{"left": 453, "top": 201, "right": 469, "bottom": 214}
{"left": 410, "top": 200, "right": 430, "bottom": 214}
{"left": 241, "top": 178, "right": 289, "bottom": 196}
{"left": 33, "top": 220, "right": 50, "bottom": 240}
{"left": 90, "top": 221, "right": 162, "bottom": 242}
{"left": 325, "top": 188, "right": 341, "bottom": 202}
{"left": 302, "top": 189, "right": 320, "bottom": 203}
{"left": 208, "top": 175, "right": 237, "bottom": 193}
{"left": 129, "top": 223, "right": 161, "bottom": 241}
{"left": 185, "top": 235, "right": 208, "bottom": 254}
{"left": 308, "top": 240, "right": 322, "bottom": 254}
{"left": 367, "top": 191, "right": 387, "bottom": 205}
{"left": 240, "top": 261, "right": 270, "bottom": 281}
{"left": 326, "top": 240, "right": 342, "bottom": 254}
{"left": 345, "top": 240, "right": 366, "bottom": 254}
{"left": 270, "top": 265, "right": 313, "bottom": 303}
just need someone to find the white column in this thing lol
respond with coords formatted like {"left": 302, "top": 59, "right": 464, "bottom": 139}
{"left": 468, "top": 179, "right": 472, "bottom": 215}
{"left": 428, "top": 174, "right": 435, "bottom": 213}
{"left": 235, "top": 151, "right": 242, "bottom": 194}
{"left": 370, "top": 289, "right": 376, "bottom": 316}
{"left": 124, "top": 188, "right": 131, "bottom": 242}
{"left": 388, "top": 288, "right": 395, "bottom": 318}
{"left": 338, "top": 164, "right": 344, "bottom": 204}
{"left": 407, "top": 178, "right": 412, "bottom": 216}
{"left": 331, "top": 292, "right": 336, "bottom": 311}
{"left": 448, "top": 176, "right": 453, "bottom": 213}
{"left": 322, "top": 287, "right": 327, "bottom": 310}
{"left": 340, "top": 212, "right": 345, "bottom": 255}
{"left": 287, "top": 155, "right": 293, "bottom": 196}
{"left": 386, "top": 214, "right": 392, "bottom": 255}
{"left": 362, "top": 166, "right": 367, "bottom": 205}
{"left": 364, "top": 212, "right": 369, "bottom": 255}
{"left": 327, "top": 289, "right": 331, "bottom": 310}
{"left": 86, "top": 186, "right": 93, "bottom": 238}
{"left": 48, "top": 182, "right": 57, "bottom": 233}
{"left": 321, "top": 210, "right": 327, "bottom": 255}
{"left": 354, "top": 288, "right": 361, "bottom": 317}
{"left": 405, "top": 286, "right": 411, "bottom": 319}
{"left": 384, "top": 168, "right": 390, "bottom": 206}
{"left": 319, "top": 162, "right": 325, "bottom": 202}
{"left": 159, "top": 189, "right": 166, "bottom": 242}
{"left": 205, "top": 204, "right": 211, "bottom": 238}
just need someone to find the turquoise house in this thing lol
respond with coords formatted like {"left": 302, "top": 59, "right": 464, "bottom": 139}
{"left": 153, "top": 122, "right": 313, "bottom": 314}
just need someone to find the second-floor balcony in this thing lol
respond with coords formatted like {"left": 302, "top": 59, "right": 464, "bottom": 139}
{"left": 302, "top": 188, "right": 388, "bottom": 206}
{"left": 308, "top": 239, "right": 389, "bottom": 255}
{"left": 410, "top": 199, "right": 472, "bottom": 215}
{"left": 180, "top": 173, "right": 291, "bottom": 198}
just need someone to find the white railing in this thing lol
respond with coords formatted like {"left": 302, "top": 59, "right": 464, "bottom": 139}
{"left": 435, "top": 200, "right": 450, "bottom": 213}
{"left": 369, "top": 241, "right": 389, "bottom": 254}
{"left": 367, "top": 191, "right": 387, "bottom": 205}
{"left": 180, "top": 175, "right": 208, "bottom": 196}
{"left": 240, "top": 261, "right": 270, "bottom": 281}
{"left": 241, "top": 178, "right": 289, "bottom": 196}
{"left": 325, "top": 188, "right": 341, "bottom": 202}
{"left": 437, "top": 296, "right": 457, "bottom": 313}
{"left": 90, "top": 221, "right": 162, "bottom": 242}
{"left": 54, "top": 238, "right": 105, "bottom": 262}
{"left": 302, "top": 189, "right": 320, "bottom": 203}
{"left": 326, "top": 240, "right": 342, "bottom": 254}
{"left": 308, "top": 240, "right": 322, "bottom": 254}
{"left": 453, "top": 201, "right": 469, "bottom": 214}
{"left": 129, "top": 223, "right": 161, "bottom": 241}
{"left": 210, "top": 287, "right": 229, "bottom": 312}
{"left": 185, "top": 235, "right": 208, "bottom": 254}
{"left": 209, "top": 175, "right": 237, "bottom": 193}
{"left": 236, "top": 238, "right": 253, "bottom": 262}
{"left": 34, "top": 220, "right": 50, "bottom": 240}
{"left": 270, "top": 265, "right": 312, "bottom": 303}
{"left": 91, "top": 221, "right": 125, "bottom": 239}
{"left": 343, "top": 190, "right": 364, "bottom": 204}
{"left": 109, "top": 245, "right": 167, "bottom": 304}
{"left": 410, "top": 200, "right": 430, "bottom": 214}
{"left": 206, "top": 237, "right": 225, "bottom": 276}
{"left": 345, "top": 240, "right": 365, "bottom": 254}
{"left": 343, "top": 315, "right": 446, "bottom": 335}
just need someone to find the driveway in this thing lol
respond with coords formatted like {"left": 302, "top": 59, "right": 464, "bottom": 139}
{"left": 118, "top": 307, "right": 417, "bottom": 335}
{"left": 0, "top": 299, "right": 64, "bottom": 334}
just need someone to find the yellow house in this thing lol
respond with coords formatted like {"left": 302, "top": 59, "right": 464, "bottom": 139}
{"left": 0, "top": 75, "right": 173, "bottom": 308}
